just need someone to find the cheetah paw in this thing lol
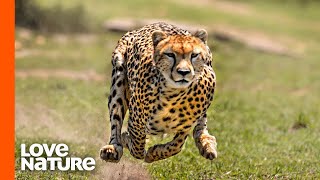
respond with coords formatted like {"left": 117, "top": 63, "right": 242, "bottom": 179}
{"left": 100, "top": 144, "right": 123, "bottom": 163}
{"left": 144, "top": 146, "right": 157, "bottom": 163}
{"left": 196, "top": 135, "right": 217, "bottom": 160}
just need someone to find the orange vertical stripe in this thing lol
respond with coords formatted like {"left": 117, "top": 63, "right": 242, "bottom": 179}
{"left": 0, "top": 0, "right": 15, "bottom": 179}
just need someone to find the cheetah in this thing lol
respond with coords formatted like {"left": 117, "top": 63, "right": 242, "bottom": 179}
{"left": 100, "top": 22, "right": 217, "bottom": 163}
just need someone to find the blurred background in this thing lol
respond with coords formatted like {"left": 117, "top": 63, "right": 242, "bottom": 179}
{"left": 15, "top": 0, "right": 320, "bottom": 179}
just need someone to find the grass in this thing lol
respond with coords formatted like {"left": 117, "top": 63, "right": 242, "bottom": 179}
{"left": 33, "top": 0, "right": 320, "bottom": 43}
{"left": 15, "top": 0, "right": 320, "bottom": 179}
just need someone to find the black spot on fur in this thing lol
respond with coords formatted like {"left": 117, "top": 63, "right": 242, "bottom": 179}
{"left": 117, "top": 98, "right": 123, "bottom": 105}
{"left": 112, "top": 90, "right": 117, "bottom": 97}
{"left": 113, "top": 114, "right": 121, "bottom": 121}
{"left": 163, "top": 117, "right": 171, "bottom": 122}
{"left": 117, "top": 80, "right": 122, "bottom": 87}
{"left": 183, "top": 125, "right": 191, "bottom": 129}
{"left": 180, "top": 119, "right": 187, "bottom": 123}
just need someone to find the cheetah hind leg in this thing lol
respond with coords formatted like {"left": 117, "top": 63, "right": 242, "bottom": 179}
{"left": 121, "top": 131, "right": 129, "bottom": 149}
{"left": 144, "top": 132, "right": 188, "bottom": 163}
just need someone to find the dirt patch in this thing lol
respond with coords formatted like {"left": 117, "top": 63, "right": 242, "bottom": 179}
{"left": 180, "top": 0, "right": 253, "bottom": 16}
{"left": 16, "top": 69, "right": 105, "bottom": 82}
{"left": 15, "top": 48, "right": 85, "bottom": 59}
{"left": 211, "top": 24, "right": 292, "bottom": 56}
{"left": 16, "top": 28, "right": 33, "bottom": 40}
{"left": 15, "top": 103, "right": 87, "bottom": 143}
{"left": 104, "top": 18, "right": 298, "bottom": 57}
{"left": 16, "top": 49, "right": 61, "bottom": 59}
{"left": 15, "top": 102, "right": 151, "bottom": 179}
{"left": 16, "top": 28, "right": 98, "bottom": 45}
{"left": 51, "top": 34, "right": 98, "bottom": 44}
{"left": 290, "top": 88, "right": 309, "bottom": 97}
{"left": 97, "top": 161, "right": 151, "bottom": 180}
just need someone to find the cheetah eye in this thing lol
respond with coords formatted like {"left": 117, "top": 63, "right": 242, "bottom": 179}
{"left": 164, "top": 53, "right": 175, "bottom": 59}
{"left": 191, "top": 53, "right": 199, "bottom": 59}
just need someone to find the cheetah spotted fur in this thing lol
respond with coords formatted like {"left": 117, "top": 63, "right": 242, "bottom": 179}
{"left": 100, "top": 22, "right": 217, "bottom": 163}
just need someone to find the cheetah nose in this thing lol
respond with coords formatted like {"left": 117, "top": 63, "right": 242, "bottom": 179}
{"left": 177, "top": 68, "right": 191, "bottom": 76}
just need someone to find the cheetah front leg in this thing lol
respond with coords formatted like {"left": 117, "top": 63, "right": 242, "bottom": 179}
{"left": 100, "top": 52, "right": 129, "bottom": 163}
{"left": 144, "top": 131, "right": 188, "bottom": 163}
{"left": 193, "top": 114, "right": 217, "bottom": 160}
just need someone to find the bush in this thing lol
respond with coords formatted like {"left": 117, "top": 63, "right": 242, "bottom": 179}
{"left": 15, "top": 0, "right": 90, "bottom": 33}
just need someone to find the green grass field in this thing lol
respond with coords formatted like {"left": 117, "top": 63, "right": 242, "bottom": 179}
{"left": 15, "top": 0, "right": 320, "bottom": 179}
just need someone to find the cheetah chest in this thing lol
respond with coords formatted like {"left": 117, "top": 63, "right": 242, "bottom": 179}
{"left": 145, "top": 86, "right": 210, "bottom": 135}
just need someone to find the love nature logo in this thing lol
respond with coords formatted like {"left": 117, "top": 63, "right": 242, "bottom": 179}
{"left": 20, "top": 143, "right": 95, "bottom": 171}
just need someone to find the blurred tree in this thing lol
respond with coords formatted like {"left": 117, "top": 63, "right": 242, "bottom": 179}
{"left": 15, "top": 0, "right": 90, "bottom": 33}
{"left": 15, "top": 0, "right": 42, "bottom": 30}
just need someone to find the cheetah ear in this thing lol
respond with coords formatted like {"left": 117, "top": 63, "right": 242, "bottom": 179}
{"left": 152, "top": 31, "right": 167, "bottom": 47}
{"left": 193, "top": 29, "right": 208, "bottom": 43}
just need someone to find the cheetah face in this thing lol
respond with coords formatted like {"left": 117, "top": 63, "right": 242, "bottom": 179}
{"left": 152, "top": 29, "right": 209, "bottom": 89}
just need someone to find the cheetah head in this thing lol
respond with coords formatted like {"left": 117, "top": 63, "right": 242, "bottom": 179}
{"left": 152, "top": 29, "right": 210, "bottom": 89}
